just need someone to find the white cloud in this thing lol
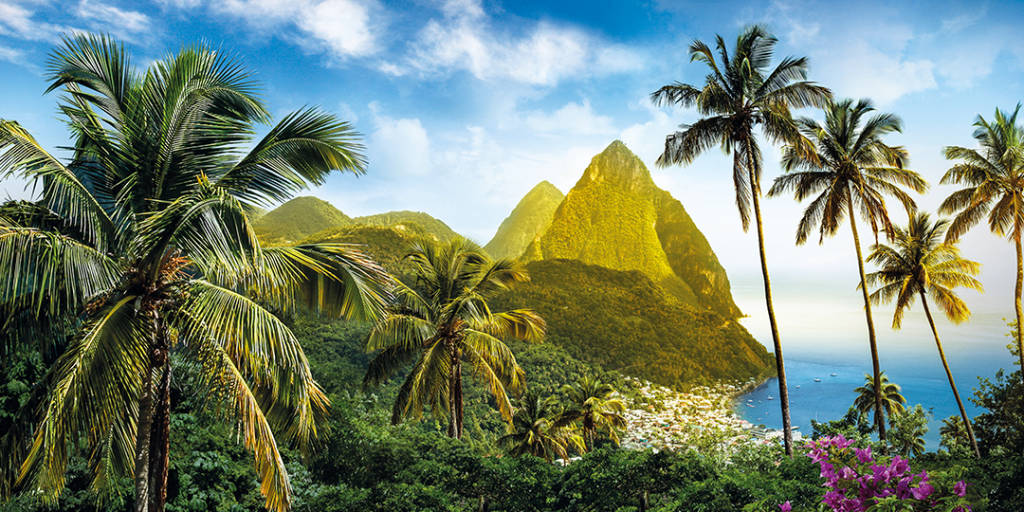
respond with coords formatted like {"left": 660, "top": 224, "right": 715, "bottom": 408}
{"left": 176, "top": 0, "right": 383, "bottom": 60}
{"left": 367, "top": 111, "right": 431, "bottom": 176}
{"left": 0, "top": 2, "right": 75, "bottom": 42}
{"left": 524, "top": 100, "right": 616, "bottom": 137}
{"left": 818, "top": 41, "right": 936, "bottom": 104}
{"left": 75, "top": 0, "right": 151, "bottom": 41}
{"left": 398, "top": 0, "right": 643, "bottom": 86}
{"left": 0, "top": 45, "right": 24, "bottom": 64}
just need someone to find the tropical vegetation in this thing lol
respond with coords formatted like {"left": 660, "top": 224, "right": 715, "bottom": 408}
{"left": 3, "top": 23, "right": 1024, "bottom": 512}
{"left": 0, "top": 35, "right": 391, "bottom": 512}
{"left": 939, "top": 105, "right": 1024, "bottom": 380}
{"left": 363, "top": 239, "right": 545, "bottom": 439}
{"left": 768, "top": 98, "right": 928, "bottom": 442}
{"left": 651, "top": 24, "right": 831, "bottom": 455}
{"left": 866, "top": 212, "right": 983, "bottom": 456}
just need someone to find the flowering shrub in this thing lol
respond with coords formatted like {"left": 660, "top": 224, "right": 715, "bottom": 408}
{"left": 789, "top": 435, "right": 973, "bottom": 512}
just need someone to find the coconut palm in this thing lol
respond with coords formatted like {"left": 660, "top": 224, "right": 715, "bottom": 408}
{"left": 0, "top": 35, "right": 392, "bottom": 512}
{"left": 499, "top": 391, "right": 584, "bottom": 462}
{"left": 768, "top": 98, "right": 928, "bottom": 442}
{"left": 650, "top": 25, "right": 830, "bottom": 455}
{"left": 363, "top": 239, "right": 545, "bottom": 439}
{"left": 888, "top": 405, "right": 929, "bottom": 458}
{"left": 557, "top": 376, "right": 627, "bottom": 451}
{"left": 853, "top": 372, "right": 906, "bottom": 429}
{"left": 866, "top": 212, "right": 982, "bottom": 457}
{"left": 939, "top": 105, "right": 1024, "bottom": 380}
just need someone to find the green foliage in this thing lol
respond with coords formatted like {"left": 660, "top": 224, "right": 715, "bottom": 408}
{"left": 485, "top": 181, "right": 564, "bottom": 260}
{"left": 971, "top": 363, "right": 1024, "bottom": 455}
{"left": 888, "top": 405, "right": 930, "bottom": 457}
{"left": 494, "top": 259, "right": 773, "bottom": 387}
{"left": 254, "top": 196, "right": 352, "bottom": 245}
{"left": 350, "top": 211, "right": 460, "bottom": 242}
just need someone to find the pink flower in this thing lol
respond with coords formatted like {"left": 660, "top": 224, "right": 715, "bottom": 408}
{"left": 954, "top": 480, "right": 967, "bottom": 497}
{"left": 779, "top": 501, "right": 792, "bottom": 512}
{"left": 854, "top": 447, "right": 872, "bottom": 463}
{"left": 911, "top": 482, "right": 934, "bottom": 500}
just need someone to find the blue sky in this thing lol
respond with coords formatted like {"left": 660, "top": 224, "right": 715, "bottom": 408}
{"left": 3, "top": 0, "right": 1024, "bottom": 325}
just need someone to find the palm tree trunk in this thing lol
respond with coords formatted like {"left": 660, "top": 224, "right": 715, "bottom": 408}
{"left": 747, "top": 166, "right": 793, "bottom": 456}
{"left": 133, "top": 320, "right": 159, "bottom": 512}
{"left": 148, "top": 360, "right": 171, "bottom": 512}
{"left": 1015, "top": 233, "right": 1024, "bottom": 380}
{"left": 846, "top": 198, "right": 886, "bottom": 444}
{"left": 920, "top": 292, "right": 980, "bottom": 458}
{"left": 454, "top": 356, "right": 464, "bottom": 439}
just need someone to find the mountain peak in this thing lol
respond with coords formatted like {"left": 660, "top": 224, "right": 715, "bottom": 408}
{"left": 581, "top": 140, "right": 653, "bottom": 192}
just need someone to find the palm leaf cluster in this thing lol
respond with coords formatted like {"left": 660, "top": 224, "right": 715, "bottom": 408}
{"left": 364, "top": 239, "right": 545, "bottom": 439}
{"left": 0, "top": 35, "right": 392, "bottom": 512}
{"left": 939, "top": 105, "right": 1024, "bottom": 376}
{"left": 866, "top": 212, "right": 983, "bottom": 456}
{"left": 499, "top": 391, "right": 584, "bottom": 462}
{"left": 500, "top": 375, "right": 626, "bottom": 462}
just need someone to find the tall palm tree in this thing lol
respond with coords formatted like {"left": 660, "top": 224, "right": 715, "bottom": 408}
{"left": 557, "top": 376, "right": 627, "bottom": 451}
{"left": 0, "top": 35, "right": 391, "bottom": 512}
{"left": 363, "top": 239, "right": 545, "bottom": 439}
{"left": 499, "top": 391, "right": 584, "bottom": 462}
{"left": 768, "top": 98, "right": 928, "bottom": 442}
{"left": 650, "top": 25, "right": 830, "bottom": 455}
{"left": 939, "top": 105, "right": 1024, "bottom": 380}
{"left": 866, "top": 212, "right": 983, "bottom": 457}
{"left": 853, "top": 372, "right": 906, "bottom": 430}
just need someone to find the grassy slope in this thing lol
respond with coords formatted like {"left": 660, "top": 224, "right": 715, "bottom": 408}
{"left": 253, "top": 196, "right": 350, "bottom": 245}
{"left": 494, "top": 259, "right": 773, "bottom": 388}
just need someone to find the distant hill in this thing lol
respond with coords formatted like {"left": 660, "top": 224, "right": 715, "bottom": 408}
{"left": 485, "top": 181, "right": 564, "bottom": 260}
{"left": 254, "top": 198, "right": 461, "bottom": 247}
{"left": 524, "top": 140, "right": 742, "bottom": 318}
{"left": 302, "top": 223, "right": 437, "bottom": 277}
{"left": 254, "top": 196, "right": 351, "bottom": 245}
{"left": 351, "top": 211, "right": 460, "bottom": 242}
{"left": 493, "top": 259, "right": 772, "bottom": 387}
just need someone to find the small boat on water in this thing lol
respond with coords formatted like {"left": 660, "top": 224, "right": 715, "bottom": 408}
{"left": 814, "top": 378, "right": 822, "bottom": 382}
{"left": 767, "top": 396, "right": 774, "bottom": 400}
{"left": 746, "top": 403, "right": 755, "bottom": 408}
{"left": 830, "top": 372, "right": 838, "bottom": 377}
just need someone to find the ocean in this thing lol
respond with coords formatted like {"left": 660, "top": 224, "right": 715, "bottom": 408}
{"left": 732, "top": 285, "right": 1018, "bottom": 449}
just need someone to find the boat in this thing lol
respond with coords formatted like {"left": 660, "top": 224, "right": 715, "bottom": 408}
{"left": 814, "top": 378, "right": 822, "bottom": 382}
{"left": 767, "top": 396, "right": 774, "bottom": 400}
{"left": 830, "top": 372, "right": 838, "bottom": 377}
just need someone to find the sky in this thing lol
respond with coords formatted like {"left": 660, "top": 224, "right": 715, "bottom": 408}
{"left": 3, "top": 0, "right": 1024, "bottom": 327}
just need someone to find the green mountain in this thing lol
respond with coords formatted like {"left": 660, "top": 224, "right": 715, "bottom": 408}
{"left": 484, "top": 181, "right": 564, "bottom": 260}
{"left": 253, "top": 196, "right": 351, "bottom": 245}
{"left": 302, "top": 223, "right": 436, "bottom": 276}
{"left": 351, "top": 211, "right": 460, "bottom": 241}
{"left": 524, "top": 140, "right": 742, "bottom": 318}
{"left": 493, "top": 259, "right": 772, "bottom": 387}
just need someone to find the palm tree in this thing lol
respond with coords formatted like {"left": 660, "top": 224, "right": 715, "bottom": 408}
{"left": 768, "top": 98, "right": 928, "bottom": 443}
{"left": 499, "top": 391, "right": 585, "bottom": 462}
{"left": 939, "top": 105, "right": 1024, "bottom": 380}
{"left": 363, "top": 239, "right": 545, "bottom": 439}
{"left": 557, "top": 376, "right": 627, "bottom": 451}
{"left": 0, "top": 35, "right": 391, "bottom": 512}
{"left": 888, "top": 405, "right": 928, "bottom": 458}
{"left": 853, "top": 372, "right": 906, "bottom": 430}
{"left": 650, "top": 25, "right": 830, "bottom": 455}
{"left": 866, "top": 212, "right": 982, "bottom": 457}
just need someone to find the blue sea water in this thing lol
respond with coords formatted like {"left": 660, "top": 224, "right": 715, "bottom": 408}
{"left": 733, "top": 287, "right": 1018, "bottom": 449}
